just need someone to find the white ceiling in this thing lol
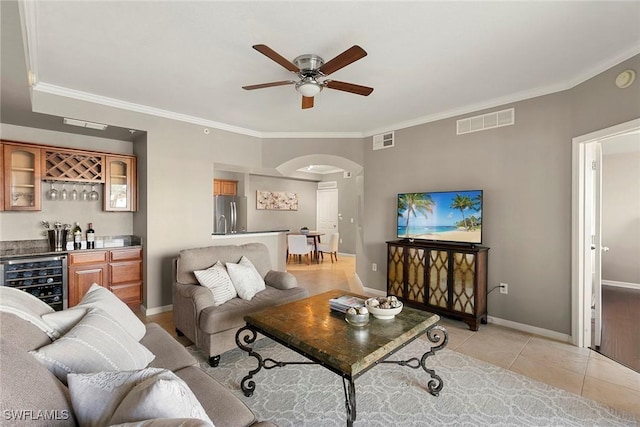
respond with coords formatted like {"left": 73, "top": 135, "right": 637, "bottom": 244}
{"left": 16, "top": 1, "right": 640, "bottom": 137}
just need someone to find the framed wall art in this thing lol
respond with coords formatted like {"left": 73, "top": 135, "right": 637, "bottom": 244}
{"left": 256, "top": 190, "right": 299, "bottom": 211}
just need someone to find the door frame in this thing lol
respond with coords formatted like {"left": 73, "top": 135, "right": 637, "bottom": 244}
{"left": 571, "top": 118, "right": 640, "bottom": 347}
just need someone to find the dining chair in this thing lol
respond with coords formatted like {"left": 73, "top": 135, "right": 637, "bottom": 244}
{"left": 287, "top": 234, "right": 314, "bottom": 265}
{"left": 317, "top": 232, "right": 339, "bottom": 263}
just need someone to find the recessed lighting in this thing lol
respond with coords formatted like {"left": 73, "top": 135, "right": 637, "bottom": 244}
{"left": 615, "top": 69, "right": 636, "bottom": 89}
{"left": 63, "top": 117, "right": 108, "bottom": 131}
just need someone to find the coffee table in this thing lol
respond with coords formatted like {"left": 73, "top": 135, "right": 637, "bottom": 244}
{"left": 235, "top": 290, "right": 448, "bottom": 426}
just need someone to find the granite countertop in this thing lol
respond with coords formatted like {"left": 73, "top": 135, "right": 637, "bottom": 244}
{"left": 0, "top": 236, "right": 143, "bottom": 259}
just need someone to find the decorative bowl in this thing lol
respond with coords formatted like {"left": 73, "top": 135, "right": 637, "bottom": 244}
{"left": 300, "top": 227, "right": 310, "bottom": 235}
{"left": 345, "top": 310, "right": 369, "bottom": 327}
{"left": 365, "top": 297, "right": 403, "bottom": 320}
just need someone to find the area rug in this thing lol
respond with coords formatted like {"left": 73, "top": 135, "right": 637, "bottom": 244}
{"left": 187, "top": 338, "right": 637, "bottom": 427}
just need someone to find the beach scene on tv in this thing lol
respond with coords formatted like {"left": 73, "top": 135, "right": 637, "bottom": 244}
{"left": 397, "top": 190, "right": 482, "bottom": 244}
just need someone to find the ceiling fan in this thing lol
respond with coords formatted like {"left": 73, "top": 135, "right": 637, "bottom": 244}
{"left": 242, "top": 44, "right": 374, "bottom": 109}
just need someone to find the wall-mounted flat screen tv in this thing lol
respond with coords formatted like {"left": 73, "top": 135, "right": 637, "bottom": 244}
{"left": 397, "top": 190, "right": 483, "bottom": 245}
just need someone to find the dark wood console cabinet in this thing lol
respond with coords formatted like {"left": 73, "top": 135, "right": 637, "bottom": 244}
{"left": 386, "top": 240, "right": 489, "bottom": 330}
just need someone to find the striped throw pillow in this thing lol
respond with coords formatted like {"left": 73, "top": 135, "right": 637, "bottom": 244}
{"left": 29, "top": 308, "right": 155, "bottom": 384}
{"left": 194, "top": 261, "right": 237, "bottom": 306}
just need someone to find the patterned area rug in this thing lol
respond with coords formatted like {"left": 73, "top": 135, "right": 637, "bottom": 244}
{"left": 187, "top": 338, "right": 636, "bottom": 427}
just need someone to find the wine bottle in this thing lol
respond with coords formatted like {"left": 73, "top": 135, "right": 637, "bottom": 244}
{"left": 73, "top": 222, "right": 82, "bottom": 250}
{"left": 86, "top": 223, "right": 95, "bottom": 249}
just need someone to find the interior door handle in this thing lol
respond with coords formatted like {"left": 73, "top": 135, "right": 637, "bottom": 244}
{"left": 601, "top": 246, "right": 610, "bottom": 252}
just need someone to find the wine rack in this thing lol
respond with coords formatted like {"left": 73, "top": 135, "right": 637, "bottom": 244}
{"left": 42, "top": 150, "right": 105, "bottom": 182}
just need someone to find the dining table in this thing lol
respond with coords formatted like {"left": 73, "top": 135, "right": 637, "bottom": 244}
{"left": 287, "top": 231, "right": 324, "bottom": 263}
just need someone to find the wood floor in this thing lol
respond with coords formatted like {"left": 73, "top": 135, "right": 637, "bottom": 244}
{"left": 596, "top": 285, "right": 640, "bottom": 373}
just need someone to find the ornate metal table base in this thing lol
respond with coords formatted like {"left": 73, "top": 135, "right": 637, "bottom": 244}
{"left": 235, "top": 323, "right": 448, "bottom": 426}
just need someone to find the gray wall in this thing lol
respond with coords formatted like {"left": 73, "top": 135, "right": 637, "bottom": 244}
{"left": 358, "top": 54, "right": 640, "bottom": 335}
{"left": 602, "top": 151, "right": 640, "bottom": 284}
{"left": 0, "top": 124, "right": 134, "bottom": 241}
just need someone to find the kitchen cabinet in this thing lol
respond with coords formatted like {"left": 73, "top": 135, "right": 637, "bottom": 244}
{"left": 68, "top": 247, "right": 142, "bottom": 307}
{"left": 213, "top": 179, "right": 237, "bottom": 196}
{"left": 68, "top": 251, "right": 108, "bottom": 307}
{"left": 105, "top": 155, "right": 137, "bottom": 212}
{"left": 108, "top": 247, "right": 142, "bottom": 305}
{"left": 387, "top": 240, "right": 489, "bottom": 330}
{"left": 3, "top": 143, "right": 41, "bottom": 211}
{"left": 0, "top": 143, "right": 4, "bottom": 211}
{"left": 41, "top": 148, "right": 105, "bottom": 183}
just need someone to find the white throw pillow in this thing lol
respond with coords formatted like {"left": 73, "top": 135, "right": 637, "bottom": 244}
{"left": 194, "top": 261, "right": 237, "bottom": 306}
{"left": 68, "top": 368, "right": 214, "bottom": 427}
{"left": 226, "top": 256, "right": 266, "bottom": 300}
{"left": 30, "top": 308, "right": 155, "bottom": 384}
{"left": 110, "top": 370, "right": 214, "bottom": 426}
{"left": 42, "top": 283, "right": 146, "bottom": 341}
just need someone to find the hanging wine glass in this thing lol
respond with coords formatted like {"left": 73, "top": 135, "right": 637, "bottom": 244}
{"left": 60, "top": 183, "right": 68, "bottom": 201}
{"left": 70, "top": 184, "right": 78, "bottom": 201}
{"left": 81, "top": 184, "right": 89, "bottom": 201}
{"left": 47, "top": 182, "right": 58, "bottom": 200}
{"left": 89, "top": 185, "right": 99, "bottom": 201}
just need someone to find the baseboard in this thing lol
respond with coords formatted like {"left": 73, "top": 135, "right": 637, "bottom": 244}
{"left": 602, "top": 280, "right": 640, "bottom": 290}
{"left": 487, "top": 316, "right": 571, "bottom": 343}
{"left": 141, "top": 304, "right": 173, "bottom": 316}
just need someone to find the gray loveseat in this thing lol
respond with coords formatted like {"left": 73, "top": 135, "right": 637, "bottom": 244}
{"left": 0, "top": 303, "right": 276, "bottom": 427}
{"left": 172, "top": 243, "right": 308, "bottom": 367}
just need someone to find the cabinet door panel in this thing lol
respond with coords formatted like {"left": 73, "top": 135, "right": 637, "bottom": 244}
{"left": 452, "top": 252, "right": 476, "bottom": 314}
{"left": 428, "top": 250, "right": 449, "bottom": 309}
{"left": 69, "top": 251, "right": 108, "bottom": 265}
{"left": 110, "top": 247, "right": 142, "bottom": 262}
{"left": 387, "top": 245, "right": 404, "bottom": 298}
{"left": 3, "top": 144, "right": 41, "bottom": 211}
{"left": 69, "top": 266, "right": 107, "bottom": 307}
{"left": 105, "top": 156, "right": 133, "bottom": 211}
{"left": 406, "top": 247, "right": 426, "bottom": 303}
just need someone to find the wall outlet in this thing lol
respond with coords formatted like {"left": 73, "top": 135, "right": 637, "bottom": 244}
{"left": 372, "top": 263, "right": 377, "bottom": 272}
{"left": 500, "top": 283, "right": 508, "bottom": 295}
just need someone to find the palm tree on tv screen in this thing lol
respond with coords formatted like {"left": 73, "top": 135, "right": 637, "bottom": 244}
{"left": 451, "top": 194, "right": 473, "bottom": 230}
{"left": 398, "top": 193, "right": 434, "bottom": 235}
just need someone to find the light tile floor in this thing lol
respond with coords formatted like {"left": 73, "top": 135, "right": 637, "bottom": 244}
{"left": 147, "top": 254, "right": 640, "bottom": 420}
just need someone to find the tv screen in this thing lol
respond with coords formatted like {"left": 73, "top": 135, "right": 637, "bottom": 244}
{"left": 397, "top": 190, "right": 483, "bottom": 244}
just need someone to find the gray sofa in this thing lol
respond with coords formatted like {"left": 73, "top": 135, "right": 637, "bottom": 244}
{"left": 0, "top": 311, "right": 276, "bottom": 427}
{"left": 173, "top": 243, "right": 308, "bottom": 367}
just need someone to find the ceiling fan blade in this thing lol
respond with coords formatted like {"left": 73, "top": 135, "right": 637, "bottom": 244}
{"left": 318, "top": 45, "right": 367, "bottom": 76}
{"left": 242, "top": 81, "right": 295, "bottom": 90}
{"left": 252, "top": 44, "right": 300, "bottom": 73}
{"left": 325, "top": 80, "right": 374, "bottom": 96}
{"left": 302, "top": 96, "right": 314, "bottom": 109}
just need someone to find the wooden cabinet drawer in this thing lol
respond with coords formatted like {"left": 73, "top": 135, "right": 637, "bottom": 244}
{"left": 69, "top": 251, "right": 108, "bottom": 266}
{"left": 110, "top": 247, "right": 142, "bottom": 262}
{"left": 110, "top": 261, "right": 142, "bottom": 284}
{"left": 110, "top": 283, "right": 142, "bottom": 304}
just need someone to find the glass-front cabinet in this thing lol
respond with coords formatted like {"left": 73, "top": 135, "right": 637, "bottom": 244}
{"left": 104, "top": 155, "right": 136, "bottom": 212}
{"left": 3, "top": 144, "right": 41, "bottom": 211}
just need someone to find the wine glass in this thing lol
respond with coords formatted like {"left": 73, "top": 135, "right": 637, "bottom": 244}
{"left": 89, "top": 185, "right": 99, "bottom": 201}
{"left": 81, "top": 184, "right": 89, "bottom": 201}
{"left": 47, "top": 182, "right": 58, "bottom": 200}
{"left": 70, "top": 184, "right": 78, "bottom": 201}
{"left": 60, "top": 183, "right": 68, "bottom": 201}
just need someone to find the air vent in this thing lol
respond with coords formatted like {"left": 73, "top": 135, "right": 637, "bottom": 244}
{"left": 318, "top": 181, "right": 337, "bottom": 190}
{"left": 373, "top": 131, "right": 395, "bottom": 150}
{"left": 456, "top": 108, "right": 514, "bottom": 135}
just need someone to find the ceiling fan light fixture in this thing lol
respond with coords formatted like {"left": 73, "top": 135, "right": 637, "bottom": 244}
{"left": 296, "top": 79, "right": 323, "bottom": 97}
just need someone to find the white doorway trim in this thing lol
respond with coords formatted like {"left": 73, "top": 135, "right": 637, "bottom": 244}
{"left": 571, "top": 118, "right": 640, "bottom": 348}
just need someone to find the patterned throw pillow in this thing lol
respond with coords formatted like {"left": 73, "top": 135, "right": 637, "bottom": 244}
{"left": 30, "top": 307, "right": 155, "bottom": 384}
{"left": 226, "top": 256, "right": 265, "bottom": 301}
{"left": 194, "top": 261, "right": 237, "bottom": 306}
{"left": 68, "top": 368, "right": 214, "bottom": 427}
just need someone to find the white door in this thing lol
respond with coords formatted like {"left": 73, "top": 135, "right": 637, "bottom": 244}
{"left": 585, "top": 141, "right": 603, "bottom": 348}
{"left": 316, "top": 189, "right": 338, "bottom": 240}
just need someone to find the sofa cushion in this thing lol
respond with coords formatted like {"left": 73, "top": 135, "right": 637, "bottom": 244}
{"left": 175, "top": 366, "right": 257, "bottom": 427}
{"left": 0, "top": 337, "right": 76, "bottom": 426}
{"left": 0, "top": 311, "right": 52, "bottom": 351}
{"left": 264, "top": 270, "right": 298, "bottom": 290}
{"left": 142, "top": 323, "right": 198, "bottom": 372}
{"left": 0, "top": 286, "right": 59, "bottom": 339}
{"left": 198, "top": 286, "right": 309, "bottom": 334}
{"left": 226, "top": 256, "right": 265, "bottom": 301}
{"left": 68, "top": 368, "right": 213, "bottom": 427}
{"left": 194, "top": 261, "right": 237, "bottom": 306}
{"left": 42, "top": 283, "right": 146, "bottom": 341}
{"left": 111, "top": 419, "right": 213, "bottom": 427}
{"left": 177, "top": 243, "right": 272, "bottom": 285}
{"left": 30, "top": 308, "right": 155, "bottom": 384}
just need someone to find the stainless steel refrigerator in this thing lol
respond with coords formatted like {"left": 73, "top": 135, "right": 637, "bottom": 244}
{"left": 214, "top": 195, "right": 247, "bottom": 234}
